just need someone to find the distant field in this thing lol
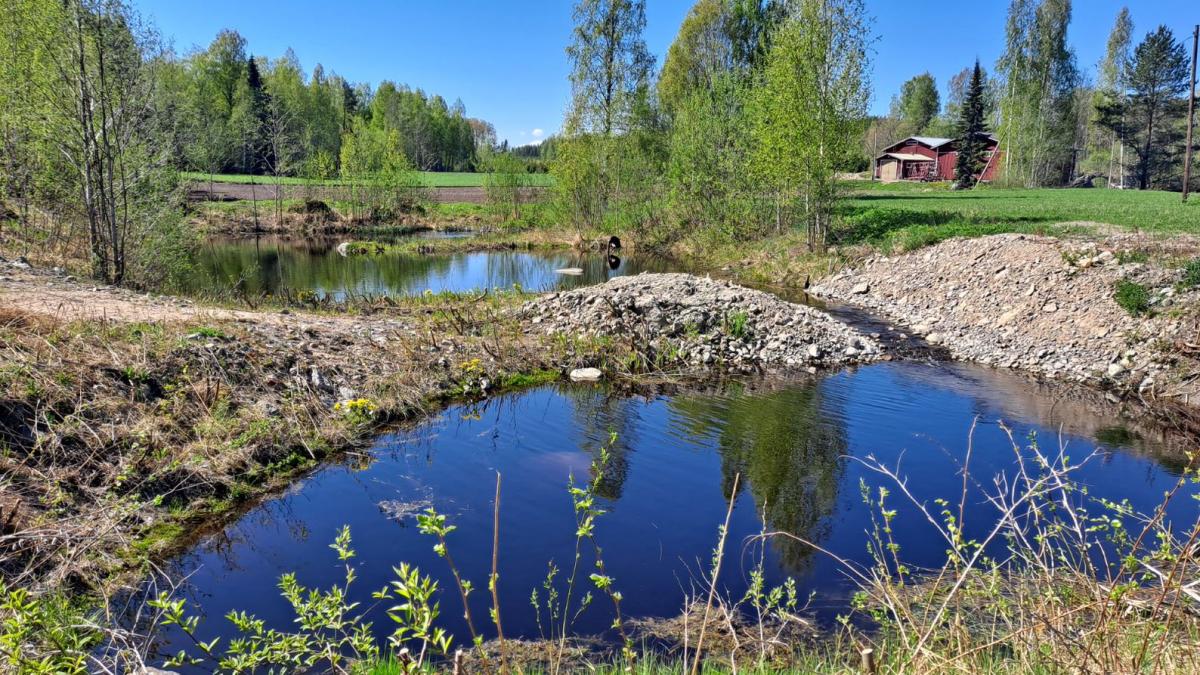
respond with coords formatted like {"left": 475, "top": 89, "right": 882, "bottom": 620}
{"left": 841, "top": 180, "right": 1199, "bottom": 250}
{"left": 181, "top": 171, "right": 554, "bottom": 188}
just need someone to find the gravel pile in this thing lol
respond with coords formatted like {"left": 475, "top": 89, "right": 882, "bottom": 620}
{"left": 814, "top": 234, "right": 1195, "bottom": 390}
{"left": 521, "top": 273, "right": 881, "bottom": 370}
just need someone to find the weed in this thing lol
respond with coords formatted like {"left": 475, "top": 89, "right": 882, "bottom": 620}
{"left": 1114, "top": 279, "right": 1151, "bottom": 316}
{"left": 1182, "top": 257, "right": 1200, "bottom": 288}
{"left": 187, "top": 326, "right": 227, "bottom": 339}
{"left": 1116, "top": 249, "right": 1149, "bottom": 264}
{"left": 723, "top": 311, "right": 750, "bottom": 339}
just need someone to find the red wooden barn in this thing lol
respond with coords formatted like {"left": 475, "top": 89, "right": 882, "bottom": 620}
{"left": 873, "top": 134, "right": 1001, "bottom": 183}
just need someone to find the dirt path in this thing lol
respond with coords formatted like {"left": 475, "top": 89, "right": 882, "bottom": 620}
{"left": 187, "top": 181, "right": 542, "bottom": 205}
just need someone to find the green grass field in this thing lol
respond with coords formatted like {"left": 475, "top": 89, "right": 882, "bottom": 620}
{"left": 840, "top": 180, "right": 1198, "bottom": 251}
{"left": 181, "top": 171, "right": 554, "bottom": 188}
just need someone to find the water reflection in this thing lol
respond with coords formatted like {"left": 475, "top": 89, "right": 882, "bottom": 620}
{"left": 669, "top": 381, "right": 846, "bottom": 568}
{"left": 182, "top": 236, "right": 676, "bottom": 299}
{"left": 162, "top": 362, "right": 1196, "bottom": 660}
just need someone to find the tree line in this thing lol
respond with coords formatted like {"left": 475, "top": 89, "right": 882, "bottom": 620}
{"left": 162, "top": 29, "right": 484, "bottom": 178}
{"left": 877, "top": 3, "right": 1195, "bottom": 190}
{"left": 0, "top": 0, "right": 494, "bottom": 285}
{"left": 553, "top": 0, "right": 871, "bottom": 251}
{"left": 552, "top": 0, "right": 1196, "bottom": 256}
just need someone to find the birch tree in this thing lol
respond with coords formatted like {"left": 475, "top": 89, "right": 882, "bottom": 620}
{"left": 1094, "top": 8, "right": 1134, "bottom": 186}
{"left": 556, "top": 0, "right": 656, "bottom": 230}
{"left": 749, "top": 0, "right": 871, "bottom": 251}
{"left": 996, "top": 0, "right": 1079, "bottom": 186}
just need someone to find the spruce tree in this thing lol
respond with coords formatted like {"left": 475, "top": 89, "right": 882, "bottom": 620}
{"left": 954, "top": 60, "right": 989, "bottom": 188}
{"left": 244, "top": 56, "right": 271, "bottom": 173}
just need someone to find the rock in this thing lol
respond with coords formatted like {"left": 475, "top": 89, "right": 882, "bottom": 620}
{"left": 1042, "top": 302, "right": 1058, "bottom": 313}
{"left": 569, "top": 367, "right": 603, "bottom": 382}
{"left": 554, "top": 268, "right": 584, "bottom": 276}
{"left": 926, "top": 332, "right": 945, "bottom": 345}
{"left": 851, "top": 282, "right": 870, "bottom": 295}
{"left": 1106, "top": 363, "right": 1124, "bottom": 377}
{"left": 521, "top": 273, "right": 880, "bottom": 371}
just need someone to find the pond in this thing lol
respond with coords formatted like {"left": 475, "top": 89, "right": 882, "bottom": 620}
{"left": 181, "top": 235, "right": 677, "bottom": 300}
{"left": 163, "top": 361, "right": 1195, "bottom": 659}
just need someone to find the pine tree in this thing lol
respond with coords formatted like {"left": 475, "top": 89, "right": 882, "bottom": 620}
{"left": 954, "top": 60, "right": 989, "bottom": 188}
{"left": 1096, "top": 25, "right": 1189, "bottom": 189}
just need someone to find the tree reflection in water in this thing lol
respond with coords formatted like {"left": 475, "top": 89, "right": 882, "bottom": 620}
{"left": 669, "top": 380, "right": 846, "bottom": 570}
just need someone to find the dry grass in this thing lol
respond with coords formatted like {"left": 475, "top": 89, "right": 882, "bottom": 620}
{"left": 0, "top": 284, "right": 578, "bottom": 594}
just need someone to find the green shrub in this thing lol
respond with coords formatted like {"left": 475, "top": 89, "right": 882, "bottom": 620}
{"left": 1113, "top": 279, "right": 1150, "bottom": 316}
{"left": 1182, "top": 257, "right": 1200, "bottom": 288}
{"left": 724, "top": 311, "right": 750, "bottom": 339}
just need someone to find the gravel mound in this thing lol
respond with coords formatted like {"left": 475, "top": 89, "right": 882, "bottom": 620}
{"left": 814, "top": 234, "right": 1194, "bottom": 389}
{"left": 521, "top": 273, "right": 881, "bottom": 370}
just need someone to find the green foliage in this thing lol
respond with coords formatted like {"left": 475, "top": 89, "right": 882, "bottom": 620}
{"left": 749, "top": 0, "right": 871, "bottom": 250}
{"left": 1095, "top": 24, "right": 1191, "bottom": 189}
{"left": 723, "top": 310, "right": 750, "bottom": 339}
{"left": 896, "top": 72, "right": 940, "bottom": 136}
{"left": 657, "top": 0, "right": 731, "bottom": 117}
{"left": 666, "top": 73, "right": 762, "bottom": 243}
{"left": 339, "top": 118, "right": 424, "bottom": 221}
{"left": 557, "top": 0, "right": 661, "bottom": 231}
{"left": 1182, "top": 258, "right": 1200, "bottom": 288}
{"left": 952, "top": 61, "right": 990, "bottom": 189}
{"left": 0, "top": 584, "right": 98, "bottom": 674}
{"left": 1113, "top": 279, "right": 1150, "bottom": 316}
{"left": 150, "top": 526, "right": 462, "bottom": 673}
{"left": 482, "top": 151, "right": 532, "bottom": 220}
{"left": 995, "top": 0, "right": 1079, "bottom": 188}
{"left": 0, "top": 0, "right": 190, "bottom": 286}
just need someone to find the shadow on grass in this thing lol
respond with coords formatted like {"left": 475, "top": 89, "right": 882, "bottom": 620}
{"left": 833, "top": 205, "right": 1058, "bottom": 249}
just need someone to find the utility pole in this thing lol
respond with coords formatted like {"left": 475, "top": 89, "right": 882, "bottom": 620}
{"left": 1184, "top": 24, "right": 1198, "bottom": 202}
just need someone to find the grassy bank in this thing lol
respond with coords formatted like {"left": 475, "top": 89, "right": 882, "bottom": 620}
{"left": 659, "top": 183, "right": 1200, "bottom": 291}
{"left": 182, "top": 171, "right": 555, "bottom": 188}
{"left": 841, "top": 180, "right": 1199, "bottom": 248}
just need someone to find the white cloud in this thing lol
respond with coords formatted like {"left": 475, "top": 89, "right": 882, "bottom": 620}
{"left": 531, "top": 128, "right": 544, "bottom": 138}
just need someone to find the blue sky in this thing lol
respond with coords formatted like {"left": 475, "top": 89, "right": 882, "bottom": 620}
{"left": 135, "top": 1, "right": 1196, "bottom": 147}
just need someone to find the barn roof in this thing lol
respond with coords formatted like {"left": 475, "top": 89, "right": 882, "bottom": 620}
{"left": 879, "top": 152, "right": 934, "bottom": 161}
{"left": 911, "top": 136, "right": 953, "bottom": 148}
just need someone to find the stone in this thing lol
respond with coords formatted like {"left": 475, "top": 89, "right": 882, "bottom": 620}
{"left": 851, "top": 282, "right": 870, "bottom": 295}
{"left": 1106, "top": 362, "right": 1124, "bottom": 377}
{"left": 1042, "top": 302, "right": 1058, "bottom": 313}
{"left": 997, "top": 308, "right": 1021, "bottom": 326}
{"left": 926, "top": 332, "right": 944, "bottom": 345}
{"left": 569, "top": 367, "right": 603, "bottom": 382}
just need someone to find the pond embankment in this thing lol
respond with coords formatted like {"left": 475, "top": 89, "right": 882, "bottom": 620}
{"left": 814, "top": 233, "right": 1200, "bottom": 412}
{"left": 522, "top": 272, "right": 880, "bottom": 370}
{"left": 0, "top": 262, "right": 878, "bottom": 588}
